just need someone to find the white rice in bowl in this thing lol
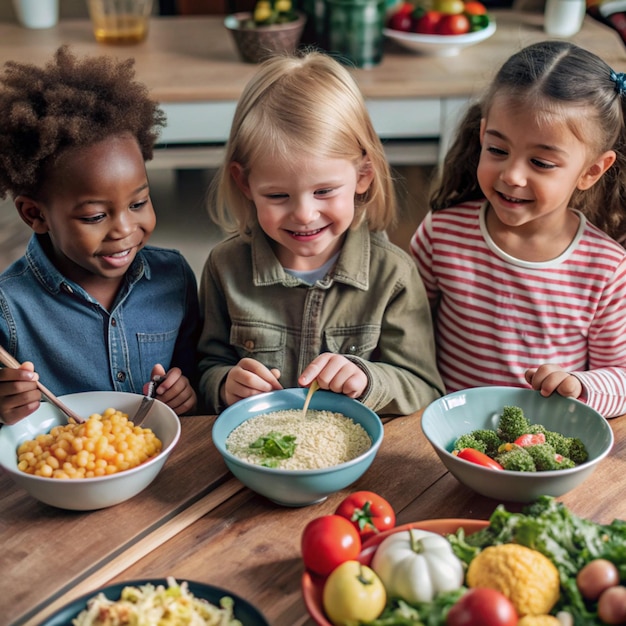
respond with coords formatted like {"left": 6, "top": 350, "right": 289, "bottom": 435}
{"left": 225, "top": 409, "right": 372, "bottom": 470}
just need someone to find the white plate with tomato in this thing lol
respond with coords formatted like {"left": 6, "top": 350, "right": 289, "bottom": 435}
{"left": 384, "top": 0, "right": 495, "bottom": 57}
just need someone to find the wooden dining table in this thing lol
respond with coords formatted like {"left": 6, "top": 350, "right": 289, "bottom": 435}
{"left": 4, "top": 405, "right": 626, "bottom": 626}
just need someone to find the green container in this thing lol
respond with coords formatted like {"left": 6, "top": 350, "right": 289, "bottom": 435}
{"left": 324, "top": 0, "right": 385, "bottom": 68}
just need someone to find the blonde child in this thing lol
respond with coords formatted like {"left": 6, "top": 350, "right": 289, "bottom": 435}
{"left": 0, "top": 47, "right": 200, "bottom": 424}
{"left": 198, "top": 51, "right": 444, "bottom": 416}
{"left": 410, "top": 40, "right": 626, "bottom": 418}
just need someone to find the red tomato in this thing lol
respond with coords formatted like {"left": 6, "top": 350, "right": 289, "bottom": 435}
{"left": 394, "top": 1, "right": 415, "bottom": 14}
{"left": 456, "top": 448, "right": 504, "bottom": 470}
{"left": 446, "top": 588, "right": 518, "bottom": 626}
{"left": 413, "top": 10, "right": 443, "bottom": 34}
{"left": 301, "top": 515, "right": 362, "bottom": 577}
{"left": 387, "top": 11, "right": 413, "bottom": 32}
{"left": 513, "top": 433, "right": 546, "bottom": 447}
{"left": 335, "top": 491, "right": 396, "bottom": 540}
{"left": 436, "top": 13, "right": 470, "bottom": 35}
{"left": 463, "top": 0, "right": 487, "bottom": 14}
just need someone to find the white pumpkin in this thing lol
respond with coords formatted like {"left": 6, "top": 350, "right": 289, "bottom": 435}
{"left": 370, "top": 528, "right": 464, "bottom": 604}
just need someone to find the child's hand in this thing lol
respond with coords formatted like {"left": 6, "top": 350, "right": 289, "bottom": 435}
{"left": 0, "top": 361, "right": 41, "bottom": 425}
{"left": 299, "top": 353, "right": 368, "bottom": 399}
{"left": 524, "top": 364, "right": 583, "bottom": 400}
{"left": 143, "top": 364, "right": 197, "bottom": 416}
{"left": 221, "top": 358, "right": 282, "bottom": 407}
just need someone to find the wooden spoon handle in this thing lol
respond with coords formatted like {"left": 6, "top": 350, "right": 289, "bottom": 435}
{"left": 0, "top": 344, "right": 85, "bottom": 423}
{"left": 301, "top": 380, "right": 319, "bottom": 418}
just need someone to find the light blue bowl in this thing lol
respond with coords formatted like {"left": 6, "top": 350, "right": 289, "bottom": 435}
{"left": 212, "top": 388, "right": 383, "bottom": 507}
{"left": 421, "top": 386, "right": 614, "bottom": 503}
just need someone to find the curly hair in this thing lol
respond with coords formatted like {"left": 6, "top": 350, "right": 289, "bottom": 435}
{"left": 432, "top": 40, "right": 626, "bottom": 243}
{"left": 0, "top": 45, "right": 166, "bottom": 200}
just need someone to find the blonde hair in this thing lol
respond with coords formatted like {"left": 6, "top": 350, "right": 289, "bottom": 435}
{"left": 209, "top": 51, "right": 396, "bottom": 237}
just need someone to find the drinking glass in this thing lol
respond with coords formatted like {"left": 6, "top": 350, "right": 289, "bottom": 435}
{"left": 87, "top": 0, "right": 154, "bottom": 44}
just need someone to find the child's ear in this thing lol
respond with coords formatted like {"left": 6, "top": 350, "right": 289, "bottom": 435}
{"left": 15, "top": 196, "right": 49, "bottom": 234}
{"left": 578, "top": 150, "right": 616, "bottom": 190}
{"left": 355, "top": 159, "right": 375, "bottom": 194}
{"left": 229, "top": 162, "right": 253, "bottom": 199}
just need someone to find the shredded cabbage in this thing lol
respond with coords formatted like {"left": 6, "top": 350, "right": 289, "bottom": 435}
{"left": 72, "top": 577, "right": 243, "bottom": 626}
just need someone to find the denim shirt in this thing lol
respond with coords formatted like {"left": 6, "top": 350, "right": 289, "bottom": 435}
{"left": 0, "top": 234, "right": 201, "bottom": 398}
{"left": 198, "top": 222, "right": 444, "bottom": 416}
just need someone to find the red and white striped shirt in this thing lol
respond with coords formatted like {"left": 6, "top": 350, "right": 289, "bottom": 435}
{"left": 410, "top": 200, "right": 626, "bottom": 418}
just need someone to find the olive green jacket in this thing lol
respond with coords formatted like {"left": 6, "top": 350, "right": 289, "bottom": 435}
{"left": 197, "top": 222, "right": 444, "bottom": 415}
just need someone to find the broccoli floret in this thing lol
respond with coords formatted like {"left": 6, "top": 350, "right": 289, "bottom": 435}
{"left": 495, "top": 445, "right": 536, "bottom": 472}
{"left": 565, "top": 437, "right": 588, "bottom": 465}
{"left": 543, "top": 430, "right": 570, "bottom": 456}
{"left": 472, "top": 429, "right": 504, "bottom": 456}
{"left": 527, "top": 423, "right": 547, "bottom": 436}
{"left": 526, "top": 443, "right": 560, "bottom": 471}
{"left": 496, "top": 406, "right": 531, "bottom": 442}
{"left": 453, "top": 433, "right": 487, "bottom": 453}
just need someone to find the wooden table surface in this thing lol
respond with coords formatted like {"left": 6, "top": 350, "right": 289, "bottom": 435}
{"left": 4, "top": 408, "right": 626, "bottom": 626}
{"left": 0, "top": 10, "right": 622, "bottom": 102}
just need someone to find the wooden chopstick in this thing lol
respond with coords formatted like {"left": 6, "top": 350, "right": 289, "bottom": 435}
{"left": 0, "top": 344, "right": 85, "bottom": 424}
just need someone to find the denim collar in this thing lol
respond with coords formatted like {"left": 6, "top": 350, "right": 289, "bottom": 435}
{"left": 250, "top": 222, "right": 370, "bottom": 290}
{"left": 24, "top": 234, "right": 152, "bottom": 307}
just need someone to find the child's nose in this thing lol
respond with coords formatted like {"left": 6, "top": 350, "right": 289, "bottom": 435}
{"left": 291, "top": 199, "right": 317, "bottom": 224}
{"left": 500, "top": 161, "right": 526, "bottom": 187}
{"left": 109, "top": 211, "right": 135, "bottom": 237}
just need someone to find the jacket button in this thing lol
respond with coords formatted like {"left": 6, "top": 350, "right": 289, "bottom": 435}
{"left": 111, "top": 318, "right": 117, "bottom": 326}
{"left": 116, "top": 371, "right": 126, "bottom": 382}
{"left": 61, "top": 283, "right": 73, "bottom": 294}
{"left": 348, "top": 345, "right": 357, "bottom": 354}
{"left": 244, "top": 340, "right": 255, "bottom": 350}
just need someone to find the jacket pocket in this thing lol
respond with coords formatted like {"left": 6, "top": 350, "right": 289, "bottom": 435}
{"left": 230, "top": 322, "right": 286, "bottom": 370}
{"left": 137, "top": 329, "right": 178, "bottom": 378}
{"left": 324, "top": 325, "right": 380, "bottom": 357}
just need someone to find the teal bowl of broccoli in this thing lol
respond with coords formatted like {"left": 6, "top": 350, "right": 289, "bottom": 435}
{"left": 421, "top": 387, "right": 614, "bottom": 502}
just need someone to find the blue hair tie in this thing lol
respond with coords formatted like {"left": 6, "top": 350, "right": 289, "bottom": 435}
{"left": 610, "top": 70, "right": 626, "bottom": 96}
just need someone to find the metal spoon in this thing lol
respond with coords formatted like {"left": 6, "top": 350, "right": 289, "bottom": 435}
{"left": 301, "top": 380, "right": 319, "bottom": 418}
{"left": 0, "top": 344, "right": 86, "bottom": 424}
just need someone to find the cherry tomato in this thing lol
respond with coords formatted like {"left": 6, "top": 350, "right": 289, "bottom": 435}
{"left": 455, "top": 448, "right": 504, "bottom": 470}
{"left": 335, "top": 491, "right": 396, "bottom": 540}
{"left": 513, "top": 433, "right": 546, "bottom": 447}
{"left": 463, "top": 0, "right": 487, "bottom": 14}
{"left": 301, "top": 515, "right": 362, "bottom": 577}
{"left": 437, "top": 13, "right": 470, "bottom": 35}
{"left": 387, "top": 10, "right": 413, "bottom": 32}
{"left": 446, "top": 588, "right": 518, "bottom": 626}
{"left": 413, "top": 10, "right": 443, "bottom": 34}
{"left": 394, "top": 1, "right": 415, "bottom": 14}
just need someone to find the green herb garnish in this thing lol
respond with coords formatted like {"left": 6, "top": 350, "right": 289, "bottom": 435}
{"left": 249, "top": 431, "right": 296, "bottom": 467}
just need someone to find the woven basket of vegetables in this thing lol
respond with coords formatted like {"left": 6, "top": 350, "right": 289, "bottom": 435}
{"left": 224, "top": 0, "right": 307, "bottom": 63}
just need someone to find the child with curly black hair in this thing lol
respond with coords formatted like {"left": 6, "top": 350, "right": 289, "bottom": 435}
{"left": 0, "top": 46, "right": 201, "bottom": 424}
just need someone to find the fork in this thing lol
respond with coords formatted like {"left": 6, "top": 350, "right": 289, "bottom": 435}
{"left": 0, "top": 344, "right": 86, "bottom": 424}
